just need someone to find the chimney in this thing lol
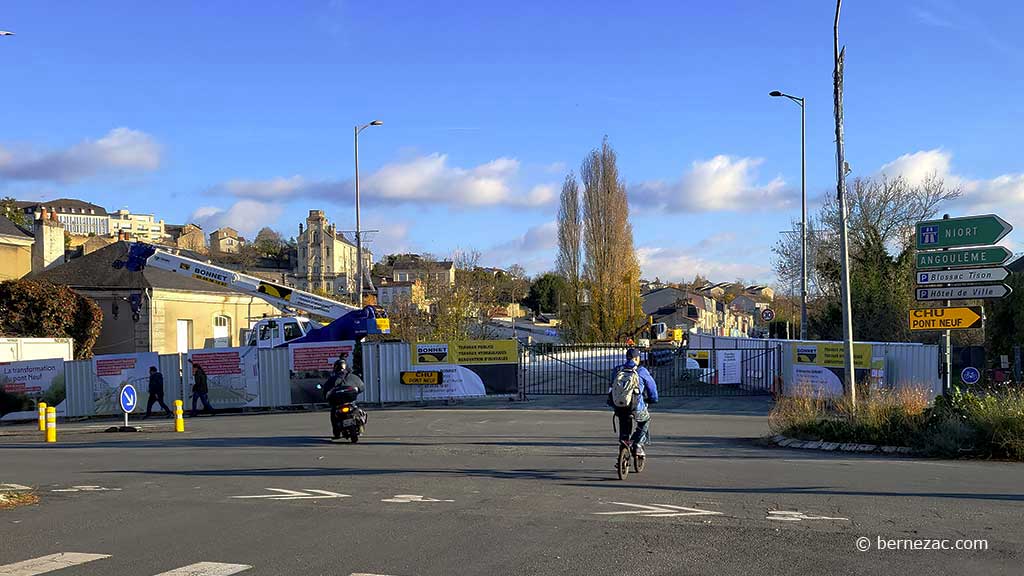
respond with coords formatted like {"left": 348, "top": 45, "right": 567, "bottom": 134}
{"left": 299, "top": 223, "right": 304, "bottom": 236}
{"left": 32, "top": 209, "right": 65, "bottom": 273}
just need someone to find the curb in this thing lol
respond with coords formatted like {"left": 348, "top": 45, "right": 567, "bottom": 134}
{"left": 769, "top": 435, "right": 919, "bottom": 456}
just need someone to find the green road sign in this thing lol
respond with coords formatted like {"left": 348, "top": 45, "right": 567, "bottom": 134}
{"left": 916, "top": 246, "right": 1012, "bottom": 270}
{"left": 916, "top": 214, "right": 1012, "bottom": 250}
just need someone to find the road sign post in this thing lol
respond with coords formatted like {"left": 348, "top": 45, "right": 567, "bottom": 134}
{"left": 120, "top": 383, "right": 137, "bottom": 428}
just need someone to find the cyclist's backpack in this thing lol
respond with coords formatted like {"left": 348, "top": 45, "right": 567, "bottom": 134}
{"left": 610, "top": 367, "right": 641, "bottom": 409}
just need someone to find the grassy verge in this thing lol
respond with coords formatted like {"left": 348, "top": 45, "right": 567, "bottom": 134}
{"left": 770, "top": 386, "right": 1024, "bottom": 460}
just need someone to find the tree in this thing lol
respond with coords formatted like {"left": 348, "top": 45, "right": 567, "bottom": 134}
{"left": 252, "top": 227, "right": 289, "bottom": 267}
{"left": 774, "top": 174, "right": 961, "bottom": 341}
{"left": 556, "top": 172, "right": 583, "bottom": 340}
{"left": 1, "top": 197, "right": 26, "bottom": 227}
{"left": 580, "top": 138, "right": 642, "bottom": 342}
{"left": 525, "top": 273, "right": 567, "bottom": 315}
{"left": 0, "top": 280, "right": 103, "bottom": 359}
{"left": 986, "top": 272, "right": 1024, "bottom": 357}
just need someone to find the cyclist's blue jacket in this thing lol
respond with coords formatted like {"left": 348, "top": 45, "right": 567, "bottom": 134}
{"left": 610, "top": 360, "right": 659, "bottom": 417}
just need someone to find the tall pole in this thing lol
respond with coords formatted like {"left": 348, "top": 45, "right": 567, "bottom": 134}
{"left": 800, "top": 100, "right": 808, "bottom": 340}
{"left": 833, "top": 0, "right": 856, "bottom": 404}
{"left": 354, "top": 125, "right": 363, "bottom": 306}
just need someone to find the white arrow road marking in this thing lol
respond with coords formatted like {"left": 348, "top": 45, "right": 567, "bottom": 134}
{"left": 594, "top": 502, "right": 722, "bottom": 518}
{"left": 153, "top": 562, "right": 252, "bottom": 575}
{"left": 381, "top": 494, "right": 454, "bottom": 503}
{"left": 766, "top": 510, "right": 850, "bottom": 522}
{"left": 231, "top": 488, "right": 351, "bottom": 501}
{"left": 50, "top": 486, "right": 122, "bottom": 493}
{"left": 0, "top": 553, "right": 110, "bottom": 575}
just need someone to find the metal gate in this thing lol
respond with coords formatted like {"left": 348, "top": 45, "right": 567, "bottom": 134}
{"left": 519, "top": 343, "right": 781, "bottom": 397}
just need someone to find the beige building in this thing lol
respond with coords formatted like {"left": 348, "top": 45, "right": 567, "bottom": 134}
{"left": 0, "top": 216, "right": 33, "bottom": 281}
{"left": 294, "top": 210, "right": 372, "bottom": 297}
{"left": 377, "top": 280, "right": 427, "bottom": 310}
{"left": 210, "top": 227, "right": 244, "bottom": 256}
{"left": 393, "top": 260, "right": 456, "bottom": 287}
{"left": 33, "top": 242, "right": 277, "bottom": 354}
{"left": 109, "top": 209, "right": 167, "bottom": 242}
{"left": 166, "top": 224, "right": 207, "bottom": 253}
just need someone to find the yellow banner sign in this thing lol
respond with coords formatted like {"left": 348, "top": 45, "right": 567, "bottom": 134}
{"left": 400, "top": 371, "right": 443, "bottom": 385}
{"left": 794, "top": 342, "right": 872, "bottom": 369}
{"left": 411, "top": 341, "right": 518, "bottom": 365}
{"left": 909, "top": 307, "right": 983, "bottom": 331}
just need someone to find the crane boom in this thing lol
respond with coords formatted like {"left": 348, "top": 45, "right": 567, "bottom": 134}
{"left": 121, "top": 242, "right": 359, "bottom": 318}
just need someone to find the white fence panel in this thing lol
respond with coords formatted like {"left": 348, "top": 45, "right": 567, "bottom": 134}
{"left": 257, "top": 347, "right": 291, "bottom": 408}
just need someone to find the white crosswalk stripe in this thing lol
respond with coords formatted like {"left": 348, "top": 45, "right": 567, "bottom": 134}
{"left": 0, "top": 555, "right": 252, "bottom": 576}
{"left": 0, "top": 553, "right": 110, "bottom": 575}
{"left": 152, "top": 562, "right": 252, "bottom": 575}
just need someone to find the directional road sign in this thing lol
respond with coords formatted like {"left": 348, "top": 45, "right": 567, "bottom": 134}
{"left": 119, "top": 384, "right": 137, "bottom": 414}
{"left": 761, "top": 308, "right": 776, "bottom": 322}
{"left": 916, "top": 214, "right": 1012, "bottom": 250}
{"left": 916, "top": 246, "right": 1013, "bottom": 270}
{"left": 400, "top": 371, "right": 443, "bottom": 386}
{"left": 917, "top": 267, "right": 1009, "bottom": 285}
{"left": 915, "top": 284, "right": 1012, "bottom": 302}
{"left": 961, "top": 367, "right": 981, "bottom": 385}
{"left": 909, "top": 307, "right": 983, "bottom": 331}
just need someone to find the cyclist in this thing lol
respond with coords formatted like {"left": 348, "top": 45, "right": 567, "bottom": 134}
{"left": 609, "top": 348, "right": 659, "bottom": 459}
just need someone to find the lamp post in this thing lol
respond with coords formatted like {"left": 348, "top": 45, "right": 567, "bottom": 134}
{"left": 354, "top": 119, "right": 383, "bottom": 306}
{"left": 769, "top": 90, "right": 807, "bottom": 341}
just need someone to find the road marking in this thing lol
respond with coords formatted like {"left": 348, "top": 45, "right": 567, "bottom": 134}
{"left": 0, "top": 553, "right": 110, "bottom": 575}
{"left": 50, "top": 486, "right": 122, "bottom": 493}
{"left": 766, "top": 510, "right": 850, "bottom": 522}
{"left": 231, "top": 488, "right": 351, "bottom": 501}
{"left": 594, "top": 502, "right": 722, "bottom": 518}
{"left": 381, "top": 494, "right": 454, "bottom": 503}
{"left": 153, "top": 562, "right": 252, "bottom": 575}
{"left": 0, "top": 484, "right": 32, "bottom": 492}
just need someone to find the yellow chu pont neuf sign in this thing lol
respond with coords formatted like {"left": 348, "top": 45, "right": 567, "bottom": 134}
{"left": 908, "top": 307, "right": 983, "bottom": 331}
{"left": 411, "top": 341, "right": 518, "bottom": 366}
{"left": 400, "top": 371, "right": 443, "bottom": 385}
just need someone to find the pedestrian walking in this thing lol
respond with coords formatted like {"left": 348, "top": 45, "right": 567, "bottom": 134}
{"left": 190, "top": 362, "right": 215, "bottom": 417}
{"left": 144, "top": 366, "right": 173, "bottom": 419}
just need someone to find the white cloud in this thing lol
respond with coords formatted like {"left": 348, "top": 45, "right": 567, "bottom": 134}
{"left": 637, "top": 245, "right": 772, "bottom": 284}
{"left": 215, "top": 153, "right": 556, "bottom": 209}
{"left": 878, "top": 149, "right": 957, "bottom": 187}
{"left": 630, "top": 155, "right": 789, "bottom": 213}
{"left": 0, "top": 128, "right": 161, "bottom": 183}
{"left": 189, "top": 200, "right": 281, "bottom": 238}
{"left": 481, "top": 221, "right": 558, "bottom": 273}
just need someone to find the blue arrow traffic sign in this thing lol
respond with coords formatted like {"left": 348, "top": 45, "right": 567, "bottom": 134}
{"left": 961, "top": 367, "right": 981, "bottom": 385}
{"left": 120, "top": 384, "right": 137, "bottom": 414}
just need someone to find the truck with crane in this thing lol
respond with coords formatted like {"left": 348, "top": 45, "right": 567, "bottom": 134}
{"left": 113, "top": 242, "right": 390, "bottom": 348}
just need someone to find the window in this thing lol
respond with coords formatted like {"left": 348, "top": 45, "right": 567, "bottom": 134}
{"left": 283, "top": 322, "right": 303, "bottom": 342}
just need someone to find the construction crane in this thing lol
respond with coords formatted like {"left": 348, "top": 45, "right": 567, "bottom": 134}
{"left": 113, "top": 242, "right": 390, "bottom": 348}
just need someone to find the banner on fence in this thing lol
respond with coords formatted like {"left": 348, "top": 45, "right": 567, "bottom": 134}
{"left": 288, "top": 341, "right": 355, "bottom": 404}
{"left": 187, "top": 347, "right": 259, "bottom": 408}
{"left": 716, "top": 350, "right": 741, "bottom": 385}
{"left": 0, "top": 357, "right": 66, "bottom": 421}
{"left": 93, "top": 352, "right": 159, "bottom": 415}
{"left": 792, "top": 342, "right": 873, "bottom": 397}
{"left": 409, "top": 340, "right": 517, "bottom": 398}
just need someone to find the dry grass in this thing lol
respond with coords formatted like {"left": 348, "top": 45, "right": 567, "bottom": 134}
{"left": 0, "top": 491, "right": 39, "bottom": 510}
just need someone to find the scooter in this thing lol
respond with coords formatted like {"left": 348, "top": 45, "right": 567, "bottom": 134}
{"left": 316, "top": 382, "right": 368, "bottom": 443}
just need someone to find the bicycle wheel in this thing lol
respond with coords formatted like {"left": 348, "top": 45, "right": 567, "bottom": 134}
{"left": 633, "top": 452, "right": 646, "bottom": 473}
{"left": 617, "top": 445, "right": 631, "bottom": 480}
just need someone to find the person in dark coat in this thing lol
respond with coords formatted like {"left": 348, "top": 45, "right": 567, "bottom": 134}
{"left": 190, "top": 362, "right": 215, "bottom": 417}
{"left": 144, "top": 366, "right": 173, "bottom": 419}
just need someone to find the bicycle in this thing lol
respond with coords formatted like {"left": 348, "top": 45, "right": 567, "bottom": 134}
{"left": 614, "top": 418, "right": 648, "bottom": 480}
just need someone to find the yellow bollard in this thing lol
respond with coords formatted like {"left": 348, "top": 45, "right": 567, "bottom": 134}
{"left": 38, "top": 402, "right": 47, "bottom": 432}
{"left": 174, "top": 400, "right": 184, "bottom": 432}
{"left": 45, "top": 406, "right": 56, "bottom": 443}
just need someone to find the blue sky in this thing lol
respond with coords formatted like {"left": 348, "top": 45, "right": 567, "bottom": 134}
{"left": 1, "top": 1, "right": 1021, "bottom": 284}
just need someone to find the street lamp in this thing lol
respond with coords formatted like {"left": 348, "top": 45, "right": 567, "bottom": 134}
{"left": 353, "top": 120, "right": 383, "bottom": 306}
{"left": 770, "top": 90, "right": 808, "bottom": 341}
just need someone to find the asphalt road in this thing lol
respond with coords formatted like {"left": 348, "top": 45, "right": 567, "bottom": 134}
{"left": 1, "top": 400, "right": 1021, "bottom": 576}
